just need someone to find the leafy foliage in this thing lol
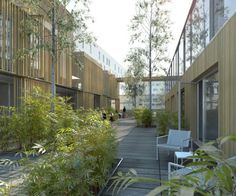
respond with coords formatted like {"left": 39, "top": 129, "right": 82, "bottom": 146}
{"left": 13, "top": 0, "right": 93, "bottom": 62}
{"left": 129, "top": 0, "right": 172, "bottom": 72}
{"left": 128, "top": 0, "right": 172, "bottom": 109}
{"left": 110, "top": 135, "right": 236, "bottom": 196}
{"left": 124, "top": 48, "right": 145, "bottom": 107}
{"left": 142, "top": 108, "right": 153, "bottom": 127}
{"left": 156, "top": 111, "right": 178, "bottom": 135}
{"left": 133, "top": 107, "right": 153, "bottom": 127}
{"left": 0, "top": 107, "right": 16, "bottom": 150}
{"left": 0, "top": 88, "right": 52, "bottom": 150}
{"left": 0, "top": 88, "right": 117, "bottom": 194}
{"left": 105, "top": 107, "right": 119, "bottom": 121}
{"left": 24, "top": 110, "right": 117, "bottom": 195}
{"left": 110, "top": 169, "right": 159, "bottom": 195}
{"left": 133, "top": 108, "right": 144, "bottom": 127}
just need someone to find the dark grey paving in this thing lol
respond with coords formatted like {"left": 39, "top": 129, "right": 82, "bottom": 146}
{"left": 102, "top": 119, "right": 172, "bottom": 196}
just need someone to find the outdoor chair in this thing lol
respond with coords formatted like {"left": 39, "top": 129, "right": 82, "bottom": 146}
{"left": 168, "top": 155, "right": 236, "bottom": 188}
{"left": 156, "top": 129, "right": 191, "bottom": 160}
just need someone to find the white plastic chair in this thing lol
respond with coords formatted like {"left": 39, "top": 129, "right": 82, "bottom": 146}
{"left": 156, "top": 129, "right": 191, "bottom": 160}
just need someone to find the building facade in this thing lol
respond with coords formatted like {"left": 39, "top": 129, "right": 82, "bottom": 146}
{"left": 0, "top": 0, "right": 119, "bottom": 110}
{"left": 120, "top": 81, "right": 166, "bottom": 111}
{"left": 165, "top": 0, "right": 236, "bottom": 156}
{"left": 73, "top": 52, "right": 119, "bottom": 109}
{"left": 78, "top": 43, "right": 125, "bottom": 77}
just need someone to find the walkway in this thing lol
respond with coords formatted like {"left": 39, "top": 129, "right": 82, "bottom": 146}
{"left": 102, "top": 118, "right": 172, "bottom": 196}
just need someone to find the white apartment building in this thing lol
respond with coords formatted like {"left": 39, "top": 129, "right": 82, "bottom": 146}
{"left": 120, "top": 81, "right": 166, "bottom": 110}
{"left": 78, "top": 43, "right": 125, "bottom": 77}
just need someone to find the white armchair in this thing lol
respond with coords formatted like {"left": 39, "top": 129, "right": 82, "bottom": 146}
{"left": 156, "top": 129, "right": 191, "bottom": 160}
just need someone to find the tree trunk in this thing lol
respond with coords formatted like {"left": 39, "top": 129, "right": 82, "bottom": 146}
{"left": 149, "top": 5, "right": 153, "bottom": 110}
{"left": 51, "top": 0, "right": 56, "bottom": 112}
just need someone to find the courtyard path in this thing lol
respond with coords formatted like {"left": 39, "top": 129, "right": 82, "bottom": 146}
{"left": 102, "top": 118, "right": 172, "bottom": 196}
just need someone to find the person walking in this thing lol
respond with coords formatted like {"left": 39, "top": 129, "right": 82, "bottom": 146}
{"left": 122, "top": 106, "right": 126, "bottom": 118}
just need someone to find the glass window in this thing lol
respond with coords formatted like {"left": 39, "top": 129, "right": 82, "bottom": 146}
{"left": 192, "top": 0, "right": 209, "bottom": 62}
{"left": 212, "top": 0, "right": 225, "bottom": 37}
{"left": 0, "top": 75, "right": 14, "bottom": 107}
{"left": 185, "top": 16, "right": 192, "bottom": 70}
{"left": 179, "top": 34, "right": 185, "bottom": 75}
{"left": 198, "top": 71, "right": 219, "bottom": 142}
{"left": 204, "top": 0, "right": 210, "bottom": 45}
{"left": 5, "top": 18, "right": 12, "bottom": 71}
{"left": 30, "top": 33, "right": 39, "bottom": 70}
{"left": 175, "top": 51, "right": 179, "bottom": 76}
{"left": 224, "top": 0, "right": 236, "bottom": 20}
{"left": 204, "top": 72, "right": 218, "bottom": 141}
{"left": 0, "top": 16, "right": 2, "bottom": 61}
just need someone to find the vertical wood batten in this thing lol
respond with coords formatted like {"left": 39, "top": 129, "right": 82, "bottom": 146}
{"left": 165, "top": 13, "right": 236, "bottom": 157}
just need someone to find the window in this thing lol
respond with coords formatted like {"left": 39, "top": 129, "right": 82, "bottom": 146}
{"left": 185, "top": 15, "right": 192, "bottom": 70}
{"left": 192, "top": 0, "right": 209, "bottom": 61}
{"left": 0, "top": 15, "right": 3, "bottom": 70}
{"left": 0, "top": 75, "right": 14, "bottom": 107}
{"left": 60, "top": 51, "right": 67, "bottom": 80}
{"left": 2, "top": 17, "right": 13, "bottom": 72}
{"left": 89, "top": 44, "right": 92, "bottom": 53}
{"left": 0, "top": 16, "right": 2, "bottom": 60}
{"left": 30, "top": 33, "right": 39, "bottom": 70}
{"left": 224, "top": 0, "right": 236, "bottom": 19}
{"left": 198, "top": 71, "right": 219, "bottom": 142}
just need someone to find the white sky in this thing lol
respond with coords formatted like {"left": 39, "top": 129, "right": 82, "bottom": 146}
{"left": 88, "top": 0, "right": 192, "bottom": 68}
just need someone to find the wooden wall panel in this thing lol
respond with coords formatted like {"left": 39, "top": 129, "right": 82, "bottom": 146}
{"left": 79, "top": 53, "right": 103, "bottom": 95}
{"left": 0, "top": 0, "right": 72, "bottom": 89}
{"left": 76, "top": 52, "right": 119, "bottom": 109}
{"left": 165, "top": 13, "right": 236, "bottom": 157}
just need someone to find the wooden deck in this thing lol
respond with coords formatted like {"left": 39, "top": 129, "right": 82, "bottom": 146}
{"left": 102, "top": 119, "right": 173, "bottom": 196}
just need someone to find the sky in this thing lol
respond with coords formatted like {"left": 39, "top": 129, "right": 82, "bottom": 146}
{"left": 88, "top": 0, "right": 192, "bottom": 68}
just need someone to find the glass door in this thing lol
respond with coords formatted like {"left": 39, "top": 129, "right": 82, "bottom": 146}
{"left": 198, "top": 72, "right": 219, "bottom": 142}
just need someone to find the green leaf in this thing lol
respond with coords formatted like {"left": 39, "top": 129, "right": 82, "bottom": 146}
{"left": 179, "top": 186, "right": 195, "bottom": 196}
{"left": 219, "top": 135, "right": 236, "bottom": 146}
{"left": 146, "top": 185, "right": 169, "bottom": 196}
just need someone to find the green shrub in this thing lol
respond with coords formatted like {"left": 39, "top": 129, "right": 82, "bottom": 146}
{"left": 134, "top": 108, "right": 153, "bottom": 127}
{"left": 106, "top": 107, "right": 119, "bottom": 121}
{"left": 23, "top": 110, "right": 117, "bottom": 195}
{"left": 133, "top": 108, "right": 144, "bottom": 127}
{"left": 141, "top": 108, "right": 152, "bottom": 127}
{"left": 0, "top": 88, "right": 52, "bottom": 150}
{"left": 0, "top": 88, "right": 117, "bottom": 195}
{"left": 0, "top": 107, "right": 15, "bottom": 150}
{"left": 156, "top": 111, "right": 178, "bottom": 135}
{"left": 0, "top": 88, "right": 81, "bottom": 151}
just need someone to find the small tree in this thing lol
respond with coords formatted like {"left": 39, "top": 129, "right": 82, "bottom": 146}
{"left": 124, "top": 48, "right": 145, "bottom": 108}
{"left": 129, "top": 0, "right": 172, "bottom": 110}
{"left": 13, "top": 0, "right": 93, "bottom": 110}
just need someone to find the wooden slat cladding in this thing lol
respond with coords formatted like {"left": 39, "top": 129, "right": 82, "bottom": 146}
{"left": 80, "top": 53, "right": 103, "bottom": 95}
{"left": 9, "top": 75, "right": 51, "bottom": 106}
{"left": 75, "top": 52, "right": 119, "bottom": 109}
{"left": 165, "top": 13, "right": 236, "bottom": 157}
{"left": 0, "top": 0, "right": 72, "bottom": 88}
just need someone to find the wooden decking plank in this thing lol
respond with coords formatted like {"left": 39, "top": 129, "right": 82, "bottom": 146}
{"left": 101, "top": 118, "right": 172, "bottom": 196}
